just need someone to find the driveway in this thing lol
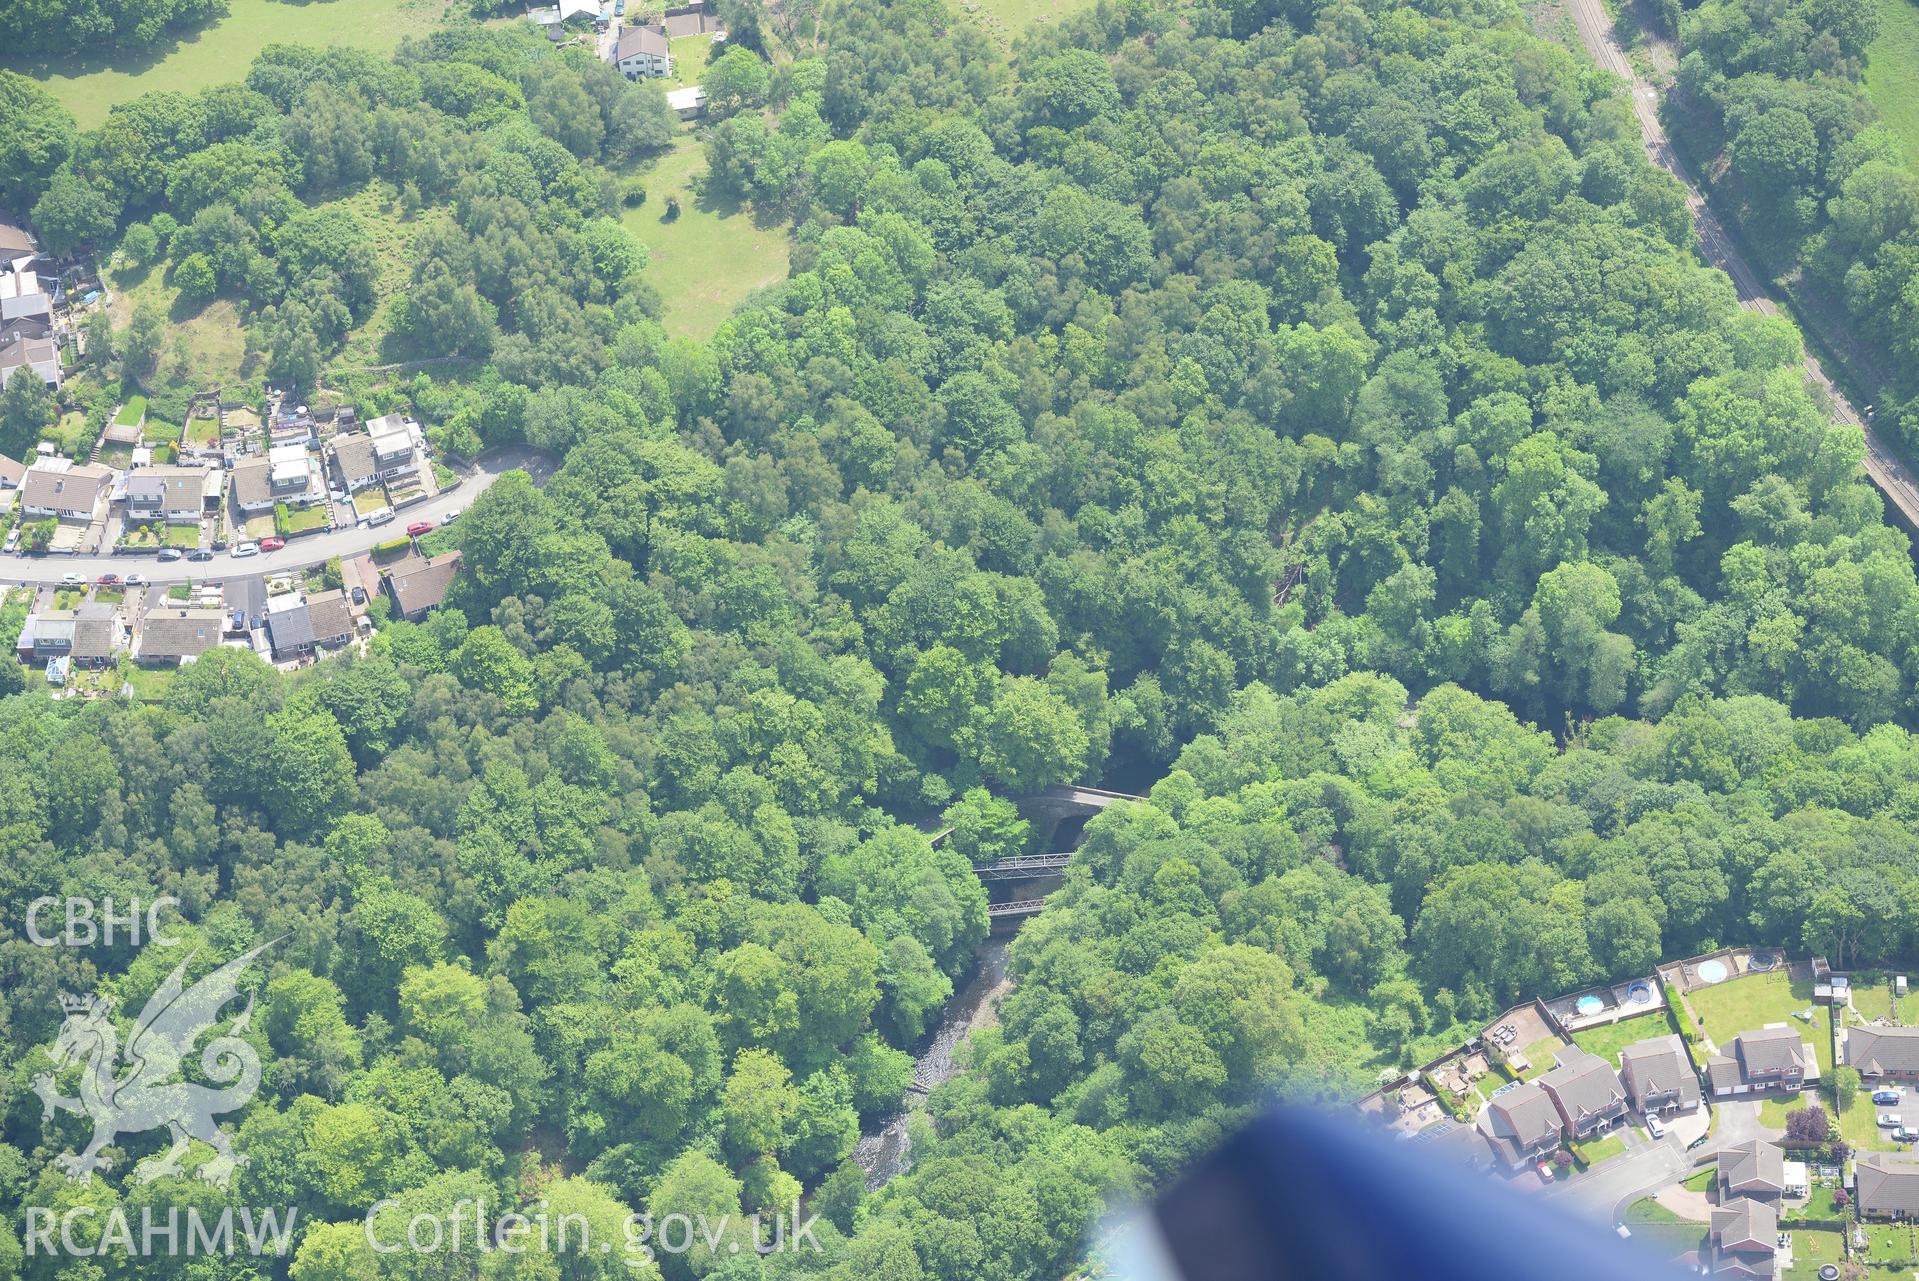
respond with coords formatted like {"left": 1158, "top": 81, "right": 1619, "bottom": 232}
{"left": 2, "top": 446, "right": 553, "bottom": 588}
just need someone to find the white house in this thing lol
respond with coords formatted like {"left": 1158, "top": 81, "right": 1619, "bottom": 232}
{"left": 614, "top": 25, "right": 671, "bottom": 79}
{"left": 20, "top": 459, "right": 111, "bottom": 521}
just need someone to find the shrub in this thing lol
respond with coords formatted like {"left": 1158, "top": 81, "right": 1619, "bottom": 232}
{"left": 1786, "top": 1105, "right": 1832, "bottom": 1143}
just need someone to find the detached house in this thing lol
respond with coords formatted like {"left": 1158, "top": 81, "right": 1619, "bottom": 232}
{"left": 385, "top": 550, "right": 461, "bottom": 620}
{"left": 1857, "top": 1152, "right": 1919, "bottom": 1221}
{"left": 1537, "top": 1047, "right": 1627, "bottom": 1140}
{"left": 127, "top": 465, "right": 215, "bottom": 523}
{"left": 0, "top": 260, "right": 49, "bottom": 323}
{"left": 331, "top": 415, "right": 419, "bottom": 492}
{"left": 1479, "top": 1081, "right": 1562, "bottom": 1169}
{"left": 613, "top": 24, "right": 671, "bottom": 78}
{"left": 135, "top": 608, "right": 226, "bottom": 664}
{"left": 265, "top": 589, "right": 353, "bottom": 660}
{"left": 1845, "top": 1025, "right": 1919, "bottom": 1081}
{"left": 0, "top": 332, "right": 58, "bottom": 389}
{"left": 1706, "top": 1026, "right": 1816, "bottom": 1096}
{"left": 1710, "top": 1198, "right": 1778, "bottom": 1278}
{"left": 1718, "top": 1141, "right": 1786, "bottom": 1201}
{"left": 231, "top": 446, "right": 320, "bottom": 513}
{"left": 21, "top": 461, "right": 111, "bottom": 521}
{"left": 1619, "top": 1034, "right": 1701, "bottom": 1115}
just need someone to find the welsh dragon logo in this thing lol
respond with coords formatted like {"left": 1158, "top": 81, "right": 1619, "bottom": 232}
{"left": 32, "top": 943, "right": 271, "bottom": 1188}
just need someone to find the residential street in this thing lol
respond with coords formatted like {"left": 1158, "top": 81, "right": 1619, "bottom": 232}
{"left": 1, "top": 446, "right": 554, "bottom": 588}
{"left": 1563, "top": 0, "right": 1919, "bottom": 531}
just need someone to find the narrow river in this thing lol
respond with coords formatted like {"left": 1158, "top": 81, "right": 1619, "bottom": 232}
{"left": 852, "top": 935, "right": 1012, "bottom": 1188}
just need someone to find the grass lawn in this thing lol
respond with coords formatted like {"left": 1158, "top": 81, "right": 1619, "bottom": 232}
{"left": 3, "top": 0, "right": 452, "bottom": 129}
{"left": 1867, "top": 0, "right": 1919, "bottom": 173}
{"left": 144, "top": 419, "right": 184, "bottom": 444}
{"left": 1686, "top": 971, "right": 1832, "bottom": 1074}
{"left": 186, "top": 416, "right": 220, "bottom": 447}
{"left": 1573, "top": 1134, "right": 1626, "bottom": 1168}
{"left": 1783, "top": 1182, "right": 1851, "bottom": 1223}
{"left": 113, "top": 396, "right": 146, "bottom": 427}
{"left": 353, "top": 489, "right": 390, "bottom": 516}
{"left": 1514, "top": 1034, "right": 1568, "bottom": 1081}
{"left": 104, "top": 265, "right": 250, "bottom": 390}
{"left": 620, "top": 133, "right": 791, "bottom": 340}
{"left": 1625, "top": 1198, "right": 1688, "bottom": 1224}
{"left": 52, "top": 590, "right": 82, "bottom": 610}
{"left": 122, "top": 665, "right": 177, "bottom": 702}
{"left": 1865, "top": 1223, "right": 1915, "bottom": 1267}
{"left": 1572, "top": 1014, "right": 1669, "bottom": 1067}
{"left": 961, "top": 0, "right": 1098, "bottom": 44}
{"left": 1851, "top": 978, "right": 1903, "bottom": 1025}
{"left": 285, "top": 506, "right": 329, "bottom": 533}
{"left": 1836, "top": 1089, "right": 1902, "bottom": 1152}
{"left": 166, "top": 585, "right": 191, "bottom": 602}
{"left": 1682, "top": 1166, "right": 1716, "bottom": 1194}
{"left": 167, "top": 523, "right": 200, "bottom": 548}
{"left": 1783, "top": 1227, "right": 1845, "bottom": 1279}
{"left": 93, "top": 589, "right": 124, "bottom": 605}
{"left": 1622, "top": 1221, "right": 1707, "bottom": 1263}
{"left": 666, "top": 32, "right": 712, "bottom": 88}
{"left": 98, "top": 443, "right": 135, "bottom": 470}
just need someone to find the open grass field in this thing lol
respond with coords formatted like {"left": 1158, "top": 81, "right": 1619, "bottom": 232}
{"left": 1867, "top": 0, "right": 1919, "bottom": 173}
{"left": 3, "top": 0, "right": 452, "bottom": 129}
{"left": 1571, "top": 1014, "right": 1669, "bottom": 1067}
{"left": 621, "top": 133, "right": 790, "bottom": 340}
{"left": 1686, "top": 970, "right": 1832, "bottom": 1074}
{"left": 105, "top": 261, "right": 251, "bottom": 388}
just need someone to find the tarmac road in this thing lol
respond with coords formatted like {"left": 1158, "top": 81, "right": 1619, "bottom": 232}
{"left": 2, "top": 446, "right": 555, "bottom": 588}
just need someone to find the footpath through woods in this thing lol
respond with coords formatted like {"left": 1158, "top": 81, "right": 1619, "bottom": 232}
{"left": 1564, "top": 0, "right": 1919, "bottom": 535}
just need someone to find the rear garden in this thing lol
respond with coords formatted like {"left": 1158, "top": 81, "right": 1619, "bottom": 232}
{"left": 1683, "top": 970, "right": 1832, "bottom": 1074}
{"left": 1622, "top": 1198, "right": 1706, "bottom": 1267}
{"left": 1782, "top": 1226, "right": 1843, "bottom": 1279}
{"left": 1571, "top": 1014, "right": 1672, "bottom": 1067}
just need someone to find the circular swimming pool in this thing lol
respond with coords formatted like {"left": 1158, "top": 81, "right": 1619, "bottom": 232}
{"left": 1576, "top": 995, "right": 1605, "bottom": 1016}
{"left": 1696, "top": 959, "right": 1730, "bottom": 984}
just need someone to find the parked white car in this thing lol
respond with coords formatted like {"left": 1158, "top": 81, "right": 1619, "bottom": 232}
{"left": 59, "top": 572, "right": 83, "bottom": 586}
{"left": 124, "top": 573, "right": 148, "bottom": 587}
{"left": 230, "top": 542, "right": 260, "bottom": 558}
{"left": 440, "top": 508, "right": 460, "bottom": 526}
{"left": 1645, "top": 1115, "right": 1665, "bottom": 1139}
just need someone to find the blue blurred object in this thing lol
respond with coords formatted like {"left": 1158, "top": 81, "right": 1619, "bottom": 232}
{"left": 1118, "top": 1106, "right": 1692, "bottom": 1281}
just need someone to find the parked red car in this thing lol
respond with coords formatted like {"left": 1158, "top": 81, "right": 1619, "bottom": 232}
{"left": 259, "top": 536, "right": 285, "bottom": 551}
{"left": 406, "top": 521, "right": 434, "bottom": 537}
{"left": 97, "top": 573, "right": 118, "bottom": 586}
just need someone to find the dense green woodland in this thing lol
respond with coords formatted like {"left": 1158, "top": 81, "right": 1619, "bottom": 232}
{"left": 1667, "top": 0, "right": 1919, "bottom": 443}
{"left": 4, "top": 0, "right": 1919, "bottom": 1276}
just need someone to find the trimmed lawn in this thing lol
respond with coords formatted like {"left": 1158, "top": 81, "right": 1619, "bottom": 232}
{"left": 144, "top": 419, "right": 184, "bottom": 444}
{"left": 1626, "top": 1197, "right": 1690, "bottom": 1225}
{"left": 1782, "top": 1182, "right": 1850, "bottom": 1223}
{"left": 1686, "top": 971, "right": 1832, "bottom": 1074}
{"left": 167, "top": 524, "right": 200, "bottom": 548}
{"left": 284, "top": 505, "right": 330, "bottom": 533}
{"left": 186, "top": 416, "right": 220, "bottom": 447}
{"left": 1622, "top": 1222, "right": 1707, "bottom": 1263}
{"left": 1866, "top": 0, "right": 1919, "bottom": 173}
{"left": 1865, "top": 1223, "right": 1915, "bottom": 1267}
{"left": 1683, "top": 1166, "right": 1716, "bottom": 1194}
{"left": 1514, "top": 1034, "right": 1569, "bottom": 1081}
{"left": 620, "top": 133, "right": 791, "bottom": 340}
{"left": 666, "top": 32, "right": 712, "bottom": 88}
{"left": 1572, "top": 1014, "right": 1670, "bottom": 1068}
{"left": 1572, "top": 1133, "right": 1626, "bottom": 1168}
{"left": 1783, "top": 1227, "right": 1845, "bottom": 1279}
{"left": 4, "top": 0, "right": 451, "bottom": 129}
{"left": 353, "top": 489, "right": 390, "bottom": 516}
{"left": 1851, "top": 978, "right": 1902, "bottom": 1025}
{"left": 123, "top": 665, "right": 177, "bottom": 703}
{"left": 1837, "top": 1090, "right": 1902, "bottom": 1152}
{"left": 113, "top": 396, "right": 146, "bottom": 427}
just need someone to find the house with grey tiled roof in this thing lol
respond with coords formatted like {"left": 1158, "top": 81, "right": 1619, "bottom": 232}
{"left": 1706, "top": 1025, "right": 1815, "bottom": 1096}
{"left": 1710, "top": 1197, "right": 1777, "bottom": 1277}
{"left": 20, "top": 461, "right": 110, "bottom": 520}
{"left": 1858, "top": 1152, "right": 1919, "bottom": 1220}
{"left": 126, "top": 465, "right": 215, "bottom": 523}
{"left": 134, "top": 608, "right": 225, "bottom": 664}
{"left": 1718, "top": 1140, "right": 1786, "bottom": 1200}
{"left": 1619, "top": 1034, "right": 1701, "bottom": 1114}
{"left": 1846, "top": 1025, "right": 1919, "bottom": 1080}
{"left": 1479, "top": 1081, "right": 1562, "bottom": 1169}
{"left": 385, "top": 550, "right": 460, "bottom": 620}
{"left": 1537, "top": 1047, "right": 1627, "bottom": 1140}
{"left": 15, "top": 603, "right": 121, "bottom": 668}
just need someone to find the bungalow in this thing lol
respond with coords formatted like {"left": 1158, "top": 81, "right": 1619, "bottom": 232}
{"left": 1709, "top": 1198, "right": 1777, "bottom": 1278}
{"left": 266, "top": 589, "right": 353, "bottom": 660}
{"left": 1618, "top": 1034, "right": 1701, "bottom": 1115}
{"left": 1537, "top": 1047, "right": 1627, "bottom": 1140}
{"left": 1845, "top": 1025, "right": 1919, "bottom": 1080}
{"left": 15, "top": 603, "right": 122, "bottom": 669}
{"left": 21, "top": 460, "right": 111, "bottom": 521}
{"left": 1857, "top": 1152, "right": 1919, "bottom": 1221}
{"left": 126, "top": 465, "right": 215, "bottom": 523}
{"left": 614, "top": 24, "right": 671, "bottom": 79}
{"left": 1717, "top": 1141, "right": 1786, "bottom": 1201}
{"left": 134, "top": 608, "right": 226, "bottom": 664}
{"left": 666, "top": 85, "right": 707, "bottom": 119}
{"left": 1479, "top": 1081, "right": 1562, "bottom": 1169}
{"left": 1706, "top": 1025, "right": 1815, "bottom": 1096}
{"left": 385, "top": 550, "right": 461, "bottom": 621}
